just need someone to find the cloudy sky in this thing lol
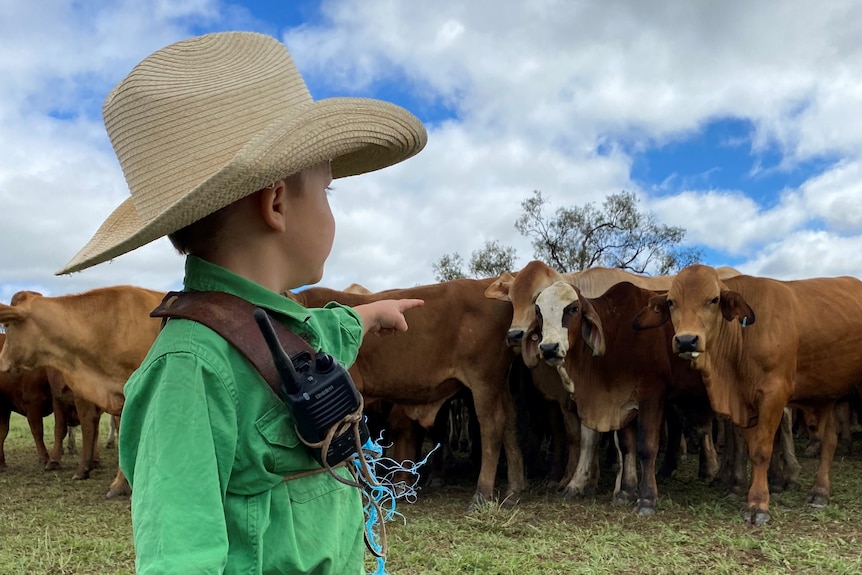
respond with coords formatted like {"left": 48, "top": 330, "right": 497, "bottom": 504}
{"left": 2, "top": 0, "right": 862, "bottom": 301}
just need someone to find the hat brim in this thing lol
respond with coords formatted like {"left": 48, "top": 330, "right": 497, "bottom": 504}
{"left": 57, "top": 97, "right": 426, "bottom": 275}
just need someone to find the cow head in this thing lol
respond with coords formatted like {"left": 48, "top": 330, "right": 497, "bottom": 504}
{"left": 0, "top": 292, "right": 42, "bottom": 373}
{"left": 533, "top": 281, "right": 606, "bottom": 368}
{"left": 632, "top": 265, "right": 755, "bottom": 360}
{"left": 485, "top": 261, "right": 563, "bottom": 350}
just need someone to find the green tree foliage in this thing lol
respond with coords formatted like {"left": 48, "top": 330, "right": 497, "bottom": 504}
{"left": 514, "top": 190, "right": 702, "bottom": 274}
{"left": 432, "top": 240, "right": 517, "bottom": 281}
{"left": 469, "top": 240, "right": 517, "bottom": 279}
{"left": 433, "top": 190, "right": 702, "bottom": 278}
{"left": 432, "top": 252, "right": 467, "bottom": 282}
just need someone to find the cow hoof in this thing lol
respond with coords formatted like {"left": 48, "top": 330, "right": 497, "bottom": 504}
{"left": 743, "top": 508, "right": 770, "bottom": 526}
{"left": 44, "top": 461, "right": 61, "bottom": 471}
{"left": 467, "top": 493, "right": 489, "bottom": 512}
{"left": 500, "top": 493, "right": 520, "bottom": 509}
{"left": 806, "top": 491, "right": 829, "bottom": 508}
{"left": 728, "top": 483, "right": 747, "bottom": 496}
{"left": 636, "top": 504, "right": 656, "bottom": 517}
{"left": 613, "top": 491, "right": 635, "bottom": 506}
{"left": 106, "top": 486, "right": 132, "bottom": 499}
{"left": 562, "top": 488, "right": 582, "bottom": 501}
{"left": 72, "top": 470, "right": 91, "bottom": 480}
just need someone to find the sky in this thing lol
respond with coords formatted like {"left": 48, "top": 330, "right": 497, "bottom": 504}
{"left": 2, "top": 0, "right": 862, "bottom": 301}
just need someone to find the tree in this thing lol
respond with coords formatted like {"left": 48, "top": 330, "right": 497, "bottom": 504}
{"left": 432, "top": 252, "right": 467, "bottom": 282}
{"left": 432, "top": 240, "right": 517, "bottom": 281}
{"left": 514, "top": 190, "right": 701, "bottom": 274}
{"left": 469, "top": 240, "right": 517, "bottom": 279}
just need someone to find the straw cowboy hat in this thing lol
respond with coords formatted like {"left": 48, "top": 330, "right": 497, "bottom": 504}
{"left": 58, "top": 31, "right": 427, "bottom": 274}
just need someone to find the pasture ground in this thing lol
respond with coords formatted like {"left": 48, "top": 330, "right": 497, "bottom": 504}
{"left": 2, "top": 414, "right": 862, "bottom": 574}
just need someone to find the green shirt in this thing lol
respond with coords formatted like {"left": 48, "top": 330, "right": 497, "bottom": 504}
{"left": 119, "top": 256, "right": 366, "bottom": 575}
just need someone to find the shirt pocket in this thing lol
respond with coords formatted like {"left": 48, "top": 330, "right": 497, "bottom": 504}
{"left": 254, "top": 402, "right": 304, "bottom": 473}
{"left": 254, "top": 402, "right": 353, "bottom": 503}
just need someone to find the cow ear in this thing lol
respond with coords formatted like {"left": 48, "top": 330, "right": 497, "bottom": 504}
{"left": 484, "top": 272, "right": 515, "bottom": 301}
{"left": 632, "top": 294, "right": 670, "bottom": 330}
{"left": 0, "top": 303, "right": 28, "bottom": 325}
{"left": 720, "top": 290, "right": 756, "bottom": 326}
{"left": 580, "top": 298, "right": 606, "bottom": 356}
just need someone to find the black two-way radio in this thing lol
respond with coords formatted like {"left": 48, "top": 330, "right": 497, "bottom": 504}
{"left": 253, "top": 308, "right": 370, "bottom": 468}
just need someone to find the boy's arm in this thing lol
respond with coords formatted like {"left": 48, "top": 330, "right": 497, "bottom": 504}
{"left": 120, "top": 352, "right": 238, "bottom": 575}
{"left": 352, "top": 298, "right": 424, "bottom": 336}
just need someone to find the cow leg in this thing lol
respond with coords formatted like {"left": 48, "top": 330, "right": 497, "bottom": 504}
{"left": 713, "top": 422, "right": 748, "bottom": 495}
{"left": 561, "top": 424, "right": 600, "bottom": 499}
{"left": 711, "top": 417, "right": 734, "bottom": 488}
{"left": 557, "top": 405, "right": 582, "bottom": 490}
{"left": 46, "top": 397, "right": 68, "bottom": 470}
{"left": 697, "top": 422, "right": 720, "bottom": 481}
{"left": 658, "top": 407, "right": 682, "bottom": 479}
{"left": 23, "top": 408, "right": 50, "bottom": 465}
{"left": 66, "top": 425, "right": 77, "bottom": 455}
{"left": 614, "top": 421, "right": 640, "bottom": 508}
{"left": 633, "top": 397, "right": 664, "bottom": 516}
{"left": 740, "top": 397, "right": 785, "bottom": 526}
{"left": 107, "top": 467, "right": 132, "bottom": 498}
{"left": 105, "top": 415, "right": 118, "bottom": 449}
{"left": 768, "top": 407, "right": 801, "bottom": 493}
{"left": 0, "top": 408, "right": 9, "bottom": 471}
{"left": 469, "top": 387, "right": 524, "bottom": 508}
{"left": 806, "top": 403, "right": 837, "bottom": 508}
{"left": 73, "top": 397, "right": 102, "bottom": 480}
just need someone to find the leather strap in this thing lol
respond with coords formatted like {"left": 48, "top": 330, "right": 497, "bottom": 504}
{"left": 150, "top": 290, "right": 315, "bottom": 398}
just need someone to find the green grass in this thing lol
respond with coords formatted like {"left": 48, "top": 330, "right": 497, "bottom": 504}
{"left": 2, "top": 414, "right": 862, "bottom": 574}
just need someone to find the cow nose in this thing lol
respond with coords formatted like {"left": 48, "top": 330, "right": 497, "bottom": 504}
{"left": 506, "top": 329, "right": 524, "bottom": 347}
{"left": 675, "top": 334, "right": 699, "bottom": 353}
{"left": 539, "top": 342, "right": 560, "bottom": 359}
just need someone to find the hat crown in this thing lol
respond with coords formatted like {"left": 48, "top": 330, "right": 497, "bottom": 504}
{"left": 103, "top": 32, "right": 312, "bottom": 223}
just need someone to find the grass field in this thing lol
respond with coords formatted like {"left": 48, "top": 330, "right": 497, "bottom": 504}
{"left": 2, "top": 413, "right": 862, "bottom": 575}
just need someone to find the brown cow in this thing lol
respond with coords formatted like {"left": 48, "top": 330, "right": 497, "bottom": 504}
{"left": 289, "top": 278, "right": 526, "bottom": 507}
{"left": 532, "top": 280, "right": 714, "bottom": 515}
{"left": 0, "top": 287, "right": 164, "bottom": 497}
{"left": 485, "top": 261, "right": 737, "bottom": 498}
{"left": 0, "top": 334, "right": 75, "bottom": 470}
{"left": 632, "top": 264, "right": 862, "bottom": 524}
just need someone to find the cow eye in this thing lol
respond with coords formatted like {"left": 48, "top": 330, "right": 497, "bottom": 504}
{"left": 564, "top": 303, "right": 579, "bottom": 315}
{"left": 709, "top": 296, "right": 719, "bottom": 305}
{"left": 666, "top": 299, "right": 675, "bottom": 308}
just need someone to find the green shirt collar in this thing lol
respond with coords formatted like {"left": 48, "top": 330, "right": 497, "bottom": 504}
{"left": 183, "top": 256, "right": 311, "bottom": 322}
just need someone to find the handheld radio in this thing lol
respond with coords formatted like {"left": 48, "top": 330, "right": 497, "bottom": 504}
{"left": 253, "top": 309, "right": 369, "bottom": 468}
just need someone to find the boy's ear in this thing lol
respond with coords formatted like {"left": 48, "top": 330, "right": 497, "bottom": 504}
{"left": 258, "top": 182, "right": 287, "bottom": 232}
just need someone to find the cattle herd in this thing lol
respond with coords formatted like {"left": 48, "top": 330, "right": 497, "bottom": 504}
{"left": 1, "top": 262, "right": 862, "bottom": 528}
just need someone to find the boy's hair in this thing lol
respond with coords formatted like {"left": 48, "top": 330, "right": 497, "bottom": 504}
{"left": 167, "top": 203, "right": 235, "bottom": 256}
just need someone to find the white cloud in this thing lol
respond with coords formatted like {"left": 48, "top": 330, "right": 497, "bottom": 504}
{"left": 3, "top": 0, "right": 862, "bottom": 304}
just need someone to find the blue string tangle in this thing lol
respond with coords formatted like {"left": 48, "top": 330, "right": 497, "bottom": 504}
{"left": 352, "top": 430, "right": 440, "bottom": 575}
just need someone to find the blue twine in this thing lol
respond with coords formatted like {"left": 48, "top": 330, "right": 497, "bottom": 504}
{"left": 351, "top": 428, "right": 439, "bottom": 575}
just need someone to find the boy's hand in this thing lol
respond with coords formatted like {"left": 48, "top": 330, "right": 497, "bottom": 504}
{"left": 355, "top": 299, "right": 424, "bottom": 337}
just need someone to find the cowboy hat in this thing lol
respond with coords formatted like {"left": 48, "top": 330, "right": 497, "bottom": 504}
{"left": 58, "top": 31, "right": 427, "bottom": 274}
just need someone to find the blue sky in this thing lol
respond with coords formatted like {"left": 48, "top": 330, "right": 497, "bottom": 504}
{"left": 2, "top": 0, "right": 862, "bottom": 300}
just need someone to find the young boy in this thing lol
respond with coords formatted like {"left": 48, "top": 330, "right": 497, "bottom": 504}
{"left": 57, "top": 32, "right": 427, "bottom": 574}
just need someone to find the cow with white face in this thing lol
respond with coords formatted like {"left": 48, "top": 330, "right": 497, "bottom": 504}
{"left": 532, "top": 280, "right": 713, "bottom": 515}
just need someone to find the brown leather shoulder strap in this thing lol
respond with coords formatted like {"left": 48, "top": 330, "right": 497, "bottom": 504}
{"left": 150, "top": 291, "right": 315, "bottom": 397}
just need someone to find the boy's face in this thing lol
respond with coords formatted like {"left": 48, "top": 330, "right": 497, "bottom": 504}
{"left": 283, "top": 161, "right": 335, "bottom": 287}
